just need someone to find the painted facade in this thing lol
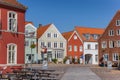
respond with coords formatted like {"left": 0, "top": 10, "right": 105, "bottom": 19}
{"left": 0, "top": 0, "right": 27, "bottom": 66}
{"left": 98, "top": 10, "right": 120, "bottom": 66}
{"left": 37, "top": 24, "right": 66, "bottom": 62}
{"left": 62, "top": 31, "right": 83, "bottom": 63}
{"left": 25, "top": 22, "right": 37, "bottom": 64}
{"left": 75, "top": 27, "right": 104, "bottom": 64}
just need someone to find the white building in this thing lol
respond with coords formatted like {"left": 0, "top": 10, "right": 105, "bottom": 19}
{"left": 75, "top": 26, "right": 104, "bottom": 64}
{"left": 37, "top": 24, "right": 66, "bottom": 63}
{"left": 25, "top": 22, "right": 37, "bottom": 63}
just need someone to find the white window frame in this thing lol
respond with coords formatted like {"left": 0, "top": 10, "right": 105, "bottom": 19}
{"left": 7, "top": 43, "right": 17, "bottom": 64}
{"left": 109, "top": 41, "right": 114, "bottom": 48}
{"left": 74, "top": 35, "right": 77, "bottom": 40}
{"left": 116, "top": 20, "right": 120, "bottom": 26}
{"left": 54, "top": 33, "right": 58, "bottom": 38}
{"left": 116, "top": 40, "right": 120, "bottom": 47}
{"left": 112, "top": 53, "right": 118, "bottom": 61}
{"left": 79, "top": 45, "right": 83, "bottom": 52}
{"left": 47, "top": 42, "right": 51, "bottom": 48}
{"left": 60, "top": 42, "right": 63, "bottom": 48}
{"left": 95, "top": 44, "right": 98, "bottom": 50}
{"left": 54, "top": 42, "right": 57, "bottom": 48}
{"left": 101, "top": 41, "right": 107, "bottom": 48}
{"left": 68, "top": 45, "right": 72, "bottom": 51}
{"left": 74, "top": 45, "right": 77, "bottom": 52}
{"left": 8, "top": 11, "right": 17, "bottom": 32}
{"left": 47, "top": 33, "right": 52, "bottom": 38}
{"left": 103, "top": 54, "right": 109, "bottom": 61}
{"left": 108, "top": 30, "right": 114, "bottom": 36}
{"left": 116, "top": 29, "right": 120, "bottom": 35}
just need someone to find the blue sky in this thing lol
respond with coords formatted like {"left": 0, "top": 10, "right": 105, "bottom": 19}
{"left": 18, "top": 0, "right": 120, "bottom": 33}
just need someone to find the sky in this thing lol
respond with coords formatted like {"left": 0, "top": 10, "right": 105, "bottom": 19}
{"left": 18, "top": 0, "right": 120, "bottom": 33}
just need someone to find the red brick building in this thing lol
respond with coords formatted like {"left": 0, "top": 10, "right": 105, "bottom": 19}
{"left": 98, "top": 10, "right": 120, "bottom": 66}
{"left": 62, "top": 31, "right": 83, "bottom": 63}
{"left": 0, "top": 0, "right": 27, "bottom": 66}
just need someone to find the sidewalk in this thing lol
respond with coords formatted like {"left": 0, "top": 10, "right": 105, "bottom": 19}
{"left": 61, "top": 66, "right": 101, "bottom": 80}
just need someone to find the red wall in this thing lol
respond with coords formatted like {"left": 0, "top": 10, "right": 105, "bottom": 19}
{"left": 67, "top": 32, "right": 83, "bottom": 58}
{"left": 0, "top": 7, "right": 25, "bottom": 65}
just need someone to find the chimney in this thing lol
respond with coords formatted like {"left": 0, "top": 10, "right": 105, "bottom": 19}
{"left": 39, "top": 24, "right": 42, "bottom": 27}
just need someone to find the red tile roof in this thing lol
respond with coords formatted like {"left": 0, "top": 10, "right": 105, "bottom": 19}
{"left": 37, "top": 24, "right": 52, "bottom": 38}
{"left": 0, "top": 0, "right": 27, "bottom": 10}
{"left": 62, "top": 31, "right": 74, "bottom": 40}
{"left": 25, "top": 21, "right": 33, "bottom": 25}
{"left": 75, "top": 26, "right": 104, "bottom": 42}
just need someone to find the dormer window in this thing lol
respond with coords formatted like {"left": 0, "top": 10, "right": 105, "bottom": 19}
{"left": 84, "top": 33, "right": 90, "bottom": 40}
{"left": 116, "top": 20, "right": 120, "bottom": 26}
{"left": 8, "top": 11, "right": 17, "bottom": 32}
{"left": 92, "top": 34, "right": 98, "bottom": 40}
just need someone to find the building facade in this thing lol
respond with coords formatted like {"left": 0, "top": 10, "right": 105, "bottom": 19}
{"left": 37, "top": 24, "right": 66, "bottom": 62}
{"left": 75, "top": 27, "right": 104, "bottom": 64}
{"left": 98, "top": 10, "right": 120, "bottom": 66}
{"left": 62, "top": 31, "right": 83, "bottom": 63}
{"left": 0, "top": 0, "right": 27, "bottom": 66}
{"left": 25, "top": 22, "right": 37, "bottom": 64}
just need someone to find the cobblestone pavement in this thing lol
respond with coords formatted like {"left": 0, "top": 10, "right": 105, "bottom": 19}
{"left": 91, "top": 67, "right": 120, "bottom": 80}
{"left": 32, "top": 64, "right": 120, "bottom": 80}
{"left": 61, "top": 65, "right": 101, "bottom": 80}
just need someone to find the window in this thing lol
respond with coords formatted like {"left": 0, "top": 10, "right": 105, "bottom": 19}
{"left": 103, "top": 54, "right": 109, "bottom": 61}
{"left": 79, "top": 45, "right": 83, "bottom": 52}
{"left": 108, "top": 30, "right": 114, "bottom": 36}
{"left": 74, "top": 35, "right": 77, "bottom": 40}
{"left": 109, "top": 41, "right": 115, "bottom": 48}
{"left": 8, "top": 11, "right": 17, "bottom": 32}
{"left": 116, "top": 20, "right": 120, "bottom": 26}
{"left": 116, "top": 29, "right": 120, "bottom": 35}
{"left": 116, "top": 40, "right": 120, "bottom": 47}
{"left": 93, "top": 34, "right": 98, "bottom": 40}
{"left": 60, "top": 42, "right": 63, "bottom": 48}
{"left": 95, "top": 44, "right": 98, "bottom": 49}
{"left": 47, "top": 42, "right": 51, "bottom": 48}
{"left": 54, "top": 33, "right": 57, "bottom": 38}
{"left": 84, "top": 34, "right": 90, "bottom": 40}
{"left": 41, "top": 42, "right": 45, "bottom": 48}
{"left": 54, "top": 42, "right": 57, "bottom": 48}
{"left": 101, "top": 41, "right": 107, "bottom": 48}
{"left": 47, "top": 33, "right": 51, "bottom": 38}
{"left": 87, "top": 44, "right": 91, "bottom": 49}
{"left": 7, "top": 43, "right": 17, "bottom": 64}
{"left": 113, "top": 53, "right": 118, "bottom": 61}
{"left": 74, "top": 45, "right": 77, "bottom": 52}
{"left": 25, "top": 40, "right": 29, "bottom": 46}
{"left": 68, "top": 45, "right": 72, "bottom": 51}
{"left": 95, "top": 55, "right": 98, "bottom": 62}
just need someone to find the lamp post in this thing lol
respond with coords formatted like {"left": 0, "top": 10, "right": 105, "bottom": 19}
{"left": 27, "top": 31, "right": 35, "bottom": 70}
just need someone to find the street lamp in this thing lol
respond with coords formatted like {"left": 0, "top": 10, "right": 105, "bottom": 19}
{"left": 27, "top": 31, "right": 35, "bottom": 70}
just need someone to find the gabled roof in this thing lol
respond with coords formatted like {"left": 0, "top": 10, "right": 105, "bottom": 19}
{"left": 37, "top": 24, "right": 52, "bottom": 38}
{"left": 62, "top": 31, "right": 74, "bottom": 40}
{"left": 0, "top": 0, "right": 27, "bottom": 11}
{"left": 99, "top": 10, "right": 120, "bottom": 40}
{"left": 75, "top": 26, "right": 104, "bottom": 42}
